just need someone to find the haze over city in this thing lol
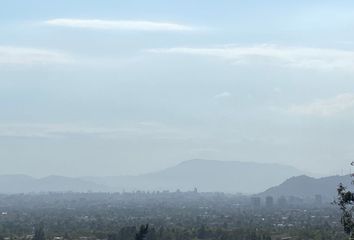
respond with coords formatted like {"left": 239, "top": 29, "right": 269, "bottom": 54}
{"left": 3, "top": 1, "right": 354, "bottom": 240}
{"left": 1, "top": 0, "right": 354, "bottom": 179}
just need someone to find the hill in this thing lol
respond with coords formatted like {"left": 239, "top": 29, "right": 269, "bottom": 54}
{"left": 0, "top": 160, "right": 305, "bottom": 194}
{"left": 84, "top": 159, "right": 305, "bottom": 193}
{"left": 259, "top": 174, "right": 352, "bottom": 200}
{"left": 0, "top": 175, "right": 107, "bottom": 193}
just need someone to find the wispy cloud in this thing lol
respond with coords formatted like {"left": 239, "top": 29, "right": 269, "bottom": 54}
{"left": 45, "top": 19, "right": 195, "bottom": 32}
{"left": 289, "top": 93, "right": 354, "bottom": 116}
{"left": 0, "top": 124, "right": 117, "bottom": 138}
{"left": 213, "top": 92, "right": 232, "bottom": 99}
{"left": 0, "top": 123, "right": 191, "bottom": 140}
{"left": 0, "top": 46, "right": 73, "bottom": 65}
{"left": 147, "top": 45, "right": 354, "bottom": 71}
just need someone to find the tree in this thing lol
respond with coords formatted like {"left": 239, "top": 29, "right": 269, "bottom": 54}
{"left": 33, "top": 224, "right": 46, "bottom": 240}
{"left": 335, "top": 182, "right": 354, "bottom": 239}
{"left": 135, "top": 224, "right": 149, "bottom": 240}
{"left": 197, "top": 225, "right": 207, "bottom": 239}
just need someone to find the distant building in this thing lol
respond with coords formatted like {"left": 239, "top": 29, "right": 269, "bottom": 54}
{"left": 277, "top": 196, "right": 288, "bottom": 207}
{"left": 288, "top": 196, "right": 303, "bottom": 206}
{"left": 265, "top": 196, "right": 274, "bottom": 208}
{"left": 315, "top": 194, "right": 322, "bottom": 205}
{"left": 251, "top": 197, "right": 261, "bottom": 208}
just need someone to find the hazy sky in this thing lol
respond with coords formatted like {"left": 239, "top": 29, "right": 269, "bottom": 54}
{"left": 1, "top": 0, "right": 354, "bottom": 177}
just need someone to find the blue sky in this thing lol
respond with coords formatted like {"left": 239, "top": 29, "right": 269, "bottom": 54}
{"left": 1, "top": 0, "right": 354, "bottom": 177}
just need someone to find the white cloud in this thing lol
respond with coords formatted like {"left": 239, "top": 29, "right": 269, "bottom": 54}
{"left": 0, "top": 46, "right": 73, "bottom": 65}
{"left": 289, "top": 93, "right": 354, "bottom": 116}
{"left": 0, "top": 124, "right": 116, "bottom": 138}
{"left": 0, "top": 123, "right": 190, "bottom": 140}
{"left": 45, "top": 19, "right": 195, "bottom": 32}
{"left": 273, "top": 87, "right": 282, "bottom": 94}
{"left": 213, "top": 92, "right": 232, "bottom": 99}
{"left": 147, "top": 45, "right": 354, "bottom": 71}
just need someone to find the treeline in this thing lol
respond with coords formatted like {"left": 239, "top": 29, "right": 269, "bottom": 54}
{"left": 27, "top": 225, "right": 272, "bottom": 240}
{"left": 14, "top": 224, "right": 346, "bottom": 240}
{"left": 105, "top": 225, "right": 272, "bottom": 240}
{"left": 0, "top": 222, "right": 347, "bottom": 240}
{"left": 0, "top": 193, "right": 348, "bottom": 240}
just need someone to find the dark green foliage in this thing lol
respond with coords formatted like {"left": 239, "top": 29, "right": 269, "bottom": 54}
{"left": 107, "top": 233, "right": 119, "bottom": 240}
{"left": 197, "top": 225, "right": 208, "bottom": 239}
{"left": 63, "top": 232, "right": 70, "bottom": 240}
{"left": 135, "top": 224, "right": 148, "bottom": 240}
{"left": 334, "top": 183, "right": 354, "bottom": 235}
{"left": 119, "top": 226, "right": 136, "bottom": 240}
{"left": 33, "top": 224, "right": 45, "bottom": 240}
{"left": 0, "top": 192, "right": 348, "bottom": 240}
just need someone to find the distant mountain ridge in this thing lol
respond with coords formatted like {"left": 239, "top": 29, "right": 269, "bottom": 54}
{"left": 0, "top": 159, "right": 305, "bottom": 194}
{"left": 0, "top": 174, "right": 107, "bottom": 193}
{"left": 0, "top": 159, "right": 303, "bottom": 193}
{"left": 259, "top": 174, "right": 352, "bottom": 200}
{"left": 103, "top": 159, "right": 305, "bottom": 193}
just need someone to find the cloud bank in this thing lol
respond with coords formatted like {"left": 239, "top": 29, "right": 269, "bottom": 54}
{"left": 45, "top": 19, "right": 195, "bottom": 32}
{"left": 0, "top": 123, "right": 190, "bottom": 140}
{"left": 213, "top": 92, "right": 232, "bottom": 99}
{"left": 0, "top": 46, "right": 72, "bottom": 65}
{"left": 289, "top": 93, "right": 354, "bottom": 116}
{"left": 147, "top": 45, "right": 354, "bottom": 71}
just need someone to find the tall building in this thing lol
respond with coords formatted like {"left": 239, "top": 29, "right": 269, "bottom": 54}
{"left": 251, "top": 197, "right": 261, "bottom": 208}
{"left": 265, "top": 196, "right": 274, "bottom": 208}
{"left": 315, "top": 194, "right": 322, "bottom": 205}
{"left": 277, "top": 196, "right": 288, "bottom": 208}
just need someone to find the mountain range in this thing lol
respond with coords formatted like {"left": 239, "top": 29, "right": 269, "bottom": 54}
{"left": 83, "top": 159, "right": 305, "bottom": 193}
{"left": 259, "top": 174, "right": 352, "bottom": 200}
{"left": 0, "top": 159, "right": 304, "bottom": 194}
{"left": 0, "top": 160, "right": 350, "bottom": 203}
{"left": 0, "top": 174, "right": 108, "bottom": 193}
